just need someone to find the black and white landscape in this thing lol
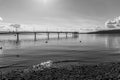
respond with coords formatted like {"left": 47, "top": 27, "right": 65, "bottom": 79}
{"left": 0, "top": 0, "right": 120, "bottom": 80}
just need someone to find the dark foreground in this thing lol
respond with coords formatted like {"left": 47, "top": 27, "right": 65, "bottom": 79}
{"left": 1, "top": 62, "right": 120, "bottom": 80}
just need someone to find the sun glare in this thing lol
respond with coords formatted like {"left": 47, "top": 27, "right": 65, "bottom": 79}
{"left": 43, "top": 0, "right": 48, "bottom": 4}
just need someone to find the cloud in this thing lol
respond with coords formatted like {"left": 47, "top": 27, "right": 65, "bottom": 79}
{"left": 0, "top": 17, "right": 3, "bottom": 21}
{"left": 105, "top": 16, "right": 120, "bottom": 28}
{"left": 105, "top": 20, "right": 116, "bottom": 28}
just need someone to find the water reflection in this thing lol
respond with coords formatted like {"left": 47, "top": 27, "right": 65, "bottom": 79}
{"left": 95, "top": 34, "right": 120, "bottom": 49}
{"left": 105, "top": 35, "right": 120, "bottom": 49}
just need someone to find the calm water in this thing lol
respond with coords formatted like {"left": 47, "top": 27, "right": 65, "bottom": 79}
{"left": 0, "top": 33, "right": 120, "bottom": 66}
{"left": 0, "top": 34, "right": 119, "bottom": 50}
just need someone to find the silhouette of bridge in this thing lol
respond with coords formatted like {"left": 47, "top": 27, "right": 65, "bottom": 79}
{"left": 0, "top": 31, "right": 79, "bottom": 41}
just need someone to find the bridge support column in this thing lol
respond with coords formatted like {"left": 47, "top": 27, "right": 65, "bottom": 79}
{"left": 66, "top": 33, "right": 68, "bottom": 38}
{"left": 16, "top": 33, "right": 19, "bottom": 42}
{"left": 58, "top": 33, "right": 60, "bottom": 39}
{"left": 34, "top": 32, "right": 37, "bottom": 41}
{"left": 47, "top": 33, "right": 50, "bottom": 40}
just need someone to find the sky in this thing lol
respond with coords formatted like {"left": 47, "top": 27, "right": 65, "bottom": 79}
{"left": 0, "top": 0, "right": 120, "bottom": 31}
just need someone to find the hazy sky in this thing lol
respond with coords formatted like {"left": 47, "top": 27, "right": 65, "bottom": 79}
{"left": 0, "top": 0, "right": 120, "bottom": 30}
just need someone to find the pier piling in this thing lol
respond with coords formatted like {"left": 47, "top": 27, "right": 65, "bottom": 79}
{"left": 66, "top": 33, "right": 68, "bottom": 38}
{"left": 16, "top": 33, "right": 19, "bottom": 42}
{"left": 47, "top": 33, "right": 50, "bottom": 40}
{"left": 34, "top": 32, "right": 37, "bottom": 41}
{"left": 58, "top": 33, "right": 60, "bottom": 39}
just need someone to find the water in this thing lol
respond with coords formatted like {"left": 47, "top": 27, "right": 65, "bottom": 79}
{"left": 0, "top": 33, "right": 120, "bottom": 67}
{"left": 0, "top": 33, "right": 73, "bottom": 49}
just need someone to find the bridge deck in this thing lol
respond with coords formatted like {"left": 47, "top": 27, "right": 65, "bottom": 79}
{"left": 0, "top": 31, "right": 79, "bottom": 34}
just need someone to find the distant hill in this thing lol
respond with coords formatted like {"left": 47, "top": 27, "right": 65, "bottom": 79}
{"left": 87, "top": 29, "right": 120, "bottom": 34}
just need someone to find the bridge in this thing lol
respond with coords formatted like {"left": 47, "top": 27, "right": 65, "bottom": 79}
{"left": 0, "top": 31, "right": 79, "bottom": 41}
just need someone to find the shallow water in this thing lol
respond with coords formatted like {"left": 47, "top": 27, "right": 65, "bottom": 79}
{"left": 0, "top": 33, "right": 120, "bottom": 67}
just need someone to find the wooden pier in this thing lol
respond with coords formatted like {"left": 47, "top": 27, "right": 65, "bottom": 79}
{"left": 0, "top": 31, "right": 79, "bottom": 41}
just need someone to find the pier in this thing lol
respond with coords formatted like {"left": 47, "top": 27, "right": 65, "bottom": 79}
{"left": 0, "top": 31, "right": 79, "bottom": 41}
